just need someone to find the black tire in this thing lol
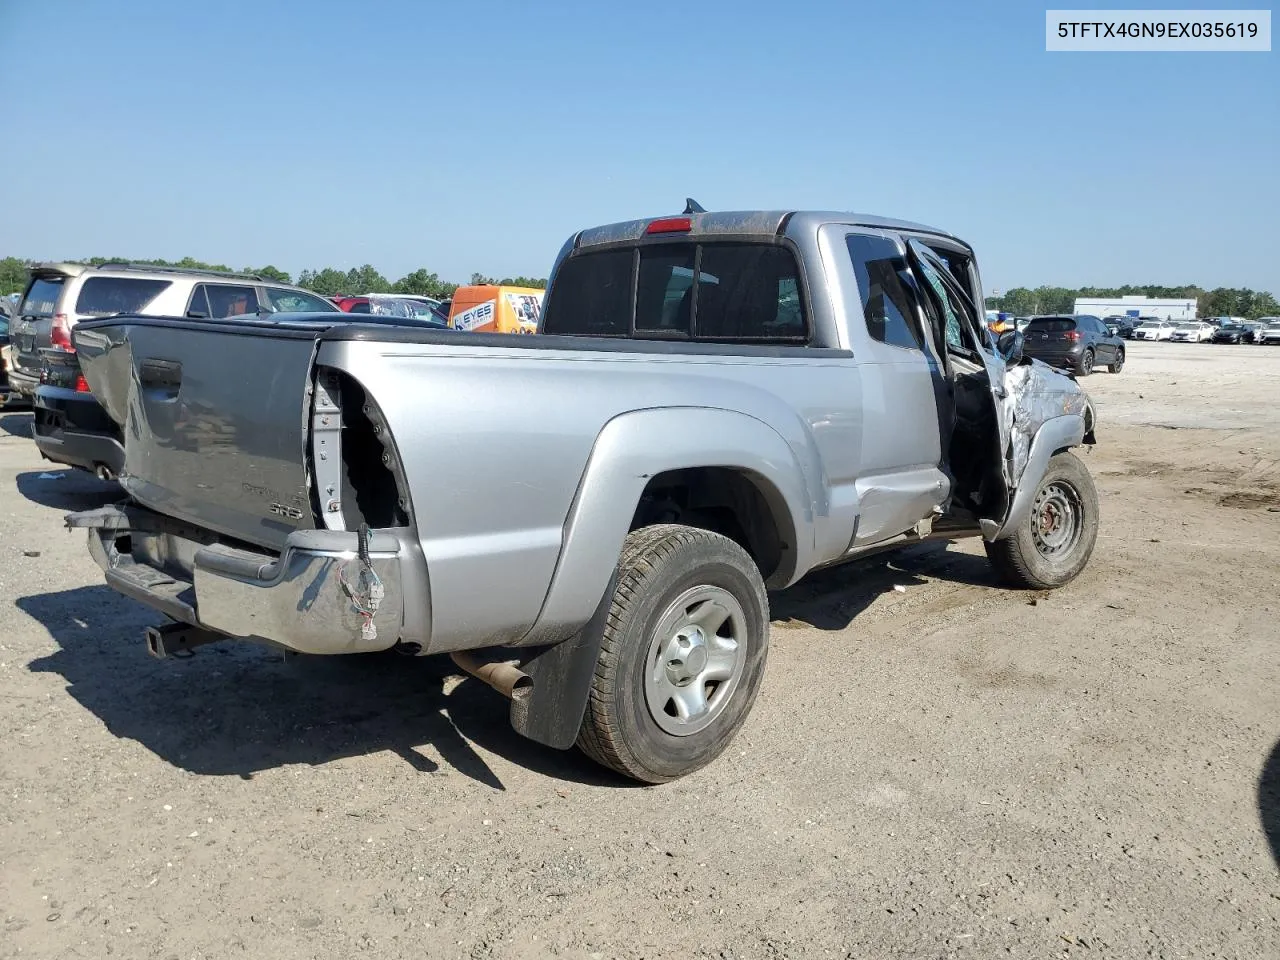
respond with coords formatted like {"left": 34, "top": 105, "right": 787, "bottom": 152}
{"left": 576, "top": 524, "right": 769, "bottom": 784}
{"left": 1108, "top": 348, "right": 1125, "bottom": 373}
{"left": 985, "top": 451, "right": 1099, "bottom": 590}
{"left": 1075, "top": 348, "right": 1095, "bottom": 376}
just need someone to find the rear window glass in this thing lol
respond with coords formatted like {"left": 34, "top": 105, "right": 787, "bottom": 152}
{"left": 20, "top": 276, "right": 66, "bottom": 317}
{"left": 636, "top": 246, "right": 696, "bottom": 335}
{"left": 694, "top": 244, "right": 805, "bottom": 341}
{"left": 543, "top": 242, "right": 807, "bottom": 342}
{"left": 542, "top": 249, "right": 633, "bottom": 337}
{"left": 1026, "top": 318, "right": 1075, "bottom": 332}
{"left": 75, "top": 277, "right": 171, "bottom": 317}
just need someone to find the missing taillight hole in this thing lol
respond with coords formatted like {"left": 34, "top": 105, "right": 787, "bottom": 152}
{"left": 323, "top": 370, "right": 411, "bottom": 529}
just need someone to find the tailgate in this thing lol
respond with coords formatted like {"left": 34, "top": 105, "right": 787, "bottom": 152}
{"left": 73, "top": 317, "right": 325, "bottom": 550}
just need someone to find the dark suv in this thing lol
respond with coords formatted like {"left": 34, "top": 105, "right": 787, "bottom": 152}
{"left": 1103, "top": 316, "right": 1138, "bottom": 339}
{"left": 1021, "top": 314, "right": 1125, "bottom": 375}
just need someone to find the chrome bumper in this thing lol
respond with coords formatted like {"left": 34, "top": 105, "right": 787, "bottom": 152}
{"left": 74, "top": 505, "right": 405, "bottom": 654}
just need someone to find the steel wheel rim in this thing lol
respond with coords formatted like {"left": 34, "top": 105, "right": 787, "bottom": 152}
{"left": 1031, "top": 481, "right": 1083, "bottom": 560}
{"left": 644, "top": 585, "right": 747, "bottom": 737}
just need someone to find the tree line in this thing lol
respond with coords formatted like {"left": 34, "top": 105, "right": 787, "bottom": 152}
{"left": 0, "top": 256, "right": 547, "bottom": 300}
{"left": 5, "top": 255, "right": 1275, "bottom": 320}
{"left": 986, "top": 284, "right": 1279, "bottom": 320}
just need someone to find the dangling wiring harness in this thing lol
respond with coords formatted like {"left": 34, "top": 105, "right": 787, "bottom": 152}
{"left": 338, "top": 523, "right": 385, "bottom": 641}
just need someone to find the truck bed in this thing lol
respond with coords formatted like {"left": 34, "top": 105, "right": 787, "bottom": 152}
{"left": 73, "top": 314, "right": 886, "bottom": 654}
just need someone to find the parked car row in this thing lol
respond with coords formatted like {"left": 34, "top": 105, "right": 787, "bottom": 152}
{"left": 1108, "top": 315, "right": 1273, "bottom": 344}
{"left": 1248, "top": 318, "right": 1280, "bottom": 344}
{"left": 1006, "top": 310, "right": 1280, "bottom": 377}
{"left": 4, "top": 261, "right": 544, "bottom": 479}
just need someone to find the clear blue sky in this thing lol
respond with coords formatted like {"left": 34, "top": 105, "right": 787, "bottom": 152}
{"left": 1, "top": 0, "right": 1275, "bottom": 292}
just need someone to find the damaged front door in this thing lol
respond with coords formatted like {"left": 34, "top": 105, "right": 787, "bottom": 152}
{"left": 906, "top": 240, "right": 1093, "bottom": 538}
{"left": 906, "top": 239, "right": 1013, "bottom": 522}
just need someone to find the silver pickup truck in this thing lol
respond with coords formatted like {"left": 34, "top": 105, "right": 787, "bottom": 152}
{"left": 68, "top": 208, "right": 1097, "bottom": 783}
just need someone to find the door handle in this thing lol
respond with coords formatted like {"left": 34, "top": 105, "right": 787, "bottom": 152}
{"left": 139, "top": 358, "right": 182, "bottom": 399}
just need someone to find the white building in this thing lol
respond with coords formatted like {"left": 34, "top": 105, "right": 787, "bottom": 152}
{"left": 1073, "top": 296, "right": 1197, "bottom": 321}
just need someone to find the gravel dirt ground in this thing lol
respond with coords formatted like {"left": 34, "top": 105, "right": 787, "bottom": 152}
{"left": 1, "top": 341, "right": 1277, "bottom": 960}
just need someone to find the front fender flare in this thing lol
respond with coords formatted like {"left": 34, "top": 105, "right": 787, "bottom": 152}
{"left": 985, "top": 414, "right": 1086, "bottom": 541}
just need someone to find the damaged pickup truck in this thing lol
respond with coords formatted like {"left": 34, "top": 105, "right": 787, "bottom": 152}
{"left": 68, "top": 208, "right": 1097, "bottom": 783}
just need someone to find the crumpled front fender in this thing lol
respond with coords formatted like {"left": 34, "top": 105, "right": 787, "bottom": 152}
{"left": 984, "top": 414, "right": 1087, "bottom": 541}
{"left": 985, "top": 358, "right": 1093, "bottom": 541}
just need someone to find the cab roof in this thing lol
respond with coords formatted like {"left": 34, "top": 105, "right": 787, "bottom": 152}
{"left": 574, "top": 210, "right": 963, "bottom": 248}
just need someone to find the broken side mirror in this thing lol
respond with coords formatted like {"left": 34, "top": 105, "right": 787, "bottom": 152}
{"left": 997, "top": 329, "right": 1024, "bottom": 363}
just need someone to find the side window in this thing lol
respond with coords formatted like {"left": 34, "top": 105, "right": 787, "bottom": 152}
{"left": 186, "top": 285, "right": 211, "bottom": 318}
{"left": 265, "top": 288, "right": 336, "bottom": 313}
{"left": 914, "top": 258, "right": 967, "bottom": 351}
{"left": 845, "top": 234, "right": 923, "bottom": 350}
{"left": 346, "top": 301, "right": 371, "bottom": 314}
{"left": 202, "top": 284, "right": 259, "bottom": 319}
{"left": 74, "top": 277, "right": 172, "bottom": 317}
{"left": 635, "top": 245, "right": 696, "bottom": 336}
{"left": 693, "top": 244, "right": 806, "bottom": 341}
{"left": 541, "top": 249, "right": 633, "bottom": 337}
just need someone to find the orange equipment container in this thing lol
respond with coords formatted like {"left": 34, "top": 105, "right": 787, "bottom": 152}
{"left": 448, "top": 285, "right": 544, "bottom": 334}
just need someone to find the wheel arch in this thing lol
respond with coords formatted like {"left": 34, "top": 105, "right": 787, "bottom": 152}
{"left": 520, "top": 406, "right": 813, "bottom": 647}
{"left": 987, "top": 413, "right": 1087, "bottom": 542}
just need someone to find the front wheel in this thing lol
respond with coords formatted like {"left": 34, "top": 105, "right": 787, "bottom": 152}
{"left": 576, "top": 524, "right": 769, "bottom": 784}
{"left": 1075, "top": 349, "right": 1095, "bottom": 376}
{"left": 986, "top": 452, "right": 1099, "bottom": 590}
{"left": 1108, "top": 348, "right": 1125, "bottom": 373}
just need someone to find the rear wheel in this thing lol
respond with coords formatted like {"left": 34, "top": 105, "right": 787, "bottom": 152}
{"left": 576, "top": 524, "right": 769, "bottom": 784}
{"left": 1075, "top": 349, "right": 1095, "bottom": 376}
{"left": 986, "top": 452, "right": 1099, "bottom": 590}
{"left": 1108, "top": 348, "right": 1125, "bottom": 373}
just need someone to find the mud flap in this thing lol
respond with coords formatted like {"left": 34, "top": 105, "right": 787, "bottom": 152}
{"left": 510, "top": 576, "right": 615, "bottom": 750}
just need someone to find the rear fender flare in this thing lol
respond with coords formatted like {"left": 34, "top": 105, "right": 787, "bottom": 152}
{"left": 523, "top": 406, "right": 813, "bottom": 647}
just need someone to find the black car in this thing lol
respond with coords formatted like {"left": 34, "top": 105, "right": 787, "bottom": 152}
{"left": 32, "top": 347, "right": 126, "bottom": 479}
{"left": 1211, "top": 322, "right": 1256, "bottom": 344}
{"left": 1021, "top": 314, "right": 1125, "bottom": 375}
{"left": 1103, "top": 316, "right": 1139, "bottom": 339}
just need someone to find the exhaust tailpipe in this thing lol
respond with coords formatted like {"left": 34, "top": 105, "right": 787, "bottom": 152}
{"left": 95, "top": 463, "right": 115, "bottom": 482}
{"left": 450, "top": 651, "right": 532, "bottom": 700}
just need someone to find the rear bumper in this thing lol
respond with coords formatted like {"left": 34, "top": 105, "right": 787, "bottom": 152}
{"left": 69, "top": 504, "right": 406, "bottom": 654}
{"left": 33, "top": 386, "right": 125, "bottom": 475}
{"left": 1023, "top": 345, "right": 1083, "bottom": 367}
{"left": 6, "top": 366, "right": 39, "bottom": 397}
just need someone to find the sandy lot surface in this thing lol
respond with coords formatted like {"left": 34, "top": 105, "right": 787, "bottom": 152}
{"left": 1, "top": 341, "right": 1277, "bottom": 959}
